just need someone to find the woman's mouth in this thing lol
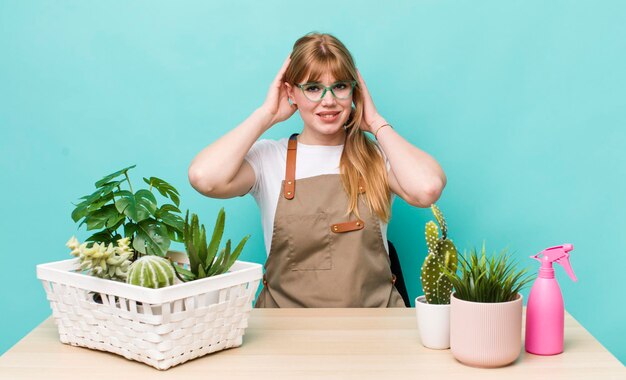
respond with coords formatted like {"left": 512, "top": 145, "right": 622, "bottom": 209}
{"left": 317, "top": 111, "right": 341, "bottom": 123}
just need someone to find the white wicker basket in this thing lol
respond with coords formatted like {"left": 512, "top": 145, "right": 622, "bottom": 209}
{"left": 36, "top": 251, "right": 262, "bottom": 370}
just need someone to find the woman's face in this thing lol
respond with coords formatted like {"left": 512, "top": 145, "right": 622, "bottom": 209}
{"left": 287, "top": 72, "right": 353, "bottom": 142}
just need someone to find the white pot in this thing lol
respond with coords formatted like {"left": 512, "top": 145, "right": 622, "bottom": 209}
{"left": 415, "top": 295, "right": 450, "bottom": 349}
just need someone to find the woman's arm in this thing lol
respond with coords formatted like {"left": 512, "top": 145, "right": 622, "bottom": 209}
{"left": 373, "top": 117, "right": 446, "bottom": 207}
{"left": 356, "top": 70, "right": 446, "bottom": 207}
{"left": 188, "top": 108, "right": 272, "bottom": 198}
{"left": 188, "top": 57, "right": 297, "bottom": 198}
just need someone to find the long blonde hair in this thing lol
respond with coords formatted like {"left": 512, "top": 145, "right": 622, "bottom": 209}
{"left": 284, "top": 32, "right": 391, "bottom": 222}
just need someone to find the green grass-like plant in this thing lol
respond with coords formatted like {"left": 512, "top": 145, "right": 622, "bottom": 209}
{"left": 442, "top": 244, "right": 535, "bottom": 303}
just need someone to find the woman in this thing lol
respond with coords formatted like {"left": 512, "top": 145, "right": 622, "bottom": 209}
{"left": 189, "top": 32, "right": 446, "bottom": 308}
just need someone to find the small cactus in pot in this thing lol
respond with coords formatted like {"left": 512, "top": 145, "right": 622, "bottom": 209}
{"left": 416, "top": 204, "right": 459, "bottom": 349}
{"left": 420, "top": 204, "right": 458, "bottom": 304}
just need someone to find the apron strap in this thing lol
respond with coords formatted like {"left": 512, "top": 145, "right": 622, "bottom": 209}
{"left": 284, "top": 133, "right": 299, "bottom": 199}
{"left": 283, "top": 132, "right": 364, "bottom": 199}
{"left": 358, "top": 178, "right": 366, "bottom": 194}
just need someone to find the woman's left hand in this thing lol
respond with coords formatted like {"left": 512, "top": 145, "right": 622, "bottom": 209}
{"left": 357, "top": 69, "right": 388, "bottom": 133}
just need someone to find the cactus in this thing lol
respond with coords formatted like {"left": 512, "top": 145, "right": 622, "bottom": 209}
{"left": 172, "top": 208, "right": 250, "bottom": 282}
{"left": 67, "top": 236, "right": 134, "bottom": 281}
{"left": 126, "top": 255, "right": 175, "bottom": 288}
{"left": 420, "top": 204, "right": 458, "bottom": 304}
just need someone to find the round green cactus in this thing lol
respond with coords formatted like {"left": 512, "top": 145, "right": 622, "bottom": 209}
{"left": 127, "top": 256, "right": 176, "bottom": 288}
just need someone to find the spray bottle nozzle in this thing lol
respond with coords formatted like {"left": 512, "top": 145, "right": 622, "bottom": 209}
{"left": 531, "top": 244, "right": 578, "bottom": 282}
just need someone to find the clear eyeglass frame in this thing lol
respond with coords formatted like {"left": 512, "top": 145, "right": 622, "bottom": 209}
{"left": 296, "top": 80, "right": 357, "bottom": 102}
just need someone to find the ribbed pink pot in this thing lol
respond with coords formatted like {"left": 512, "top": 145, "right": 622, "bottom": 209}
{"left": 450, "top": 292, "right": 523, "bottom": 368}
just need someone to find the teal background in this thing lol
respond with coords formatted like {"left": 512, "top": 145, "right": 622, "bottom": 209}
{"left": 1, "top": 0, "right": 624, "bottom": 365}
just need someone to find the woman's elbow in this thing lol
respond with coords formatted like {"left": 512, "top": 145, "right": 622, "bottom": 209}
{"left": 407, "top": 177, "right": 446, "bottom": 208}
{"left": 188, "top": 165, "right": 214, "bottom": 195}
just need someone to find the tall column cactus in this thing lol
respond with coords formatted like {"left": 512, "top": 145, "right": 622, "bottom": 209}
{"left": 420, "top": 204, "right": 458, "bottom": 304}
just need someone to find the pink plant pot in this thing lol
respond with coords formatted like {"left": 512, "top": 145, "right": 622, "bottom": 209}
{"left": 450, "top": 292, "right": 523, "bottom": 368}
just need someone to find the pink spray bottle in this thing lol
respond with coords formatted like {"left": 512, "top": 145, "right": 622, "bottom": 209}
{"left": 525, "top": 244, "right": 577, "bottom": 355}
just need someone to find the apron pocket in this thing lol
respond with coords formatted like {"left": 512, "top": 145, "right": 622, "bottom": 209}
{"left": 284, "top": 212, "right": 333, "bottom": 271}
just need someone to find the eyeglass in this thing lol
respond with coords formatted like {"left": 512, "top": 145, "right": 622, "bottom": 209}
{"left": 296, "top": 80, "right": 357, "bottom": 102}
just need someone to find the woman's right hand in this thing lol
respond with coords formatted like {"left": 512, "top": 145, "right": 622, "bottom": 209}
{"left": 259, "top": 56, "right": 298, "bottom": 128}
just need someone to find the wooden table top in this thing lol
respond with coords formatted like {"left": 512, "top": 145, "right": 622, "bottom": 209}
{"left": 1, "top": 308, "right": 624, "bottom": 379}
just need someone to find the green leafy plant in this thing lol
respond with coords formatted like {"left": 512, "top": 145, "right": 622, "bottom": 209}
{"left": 420, "top": 204, "right": 458, "bottom": 304}
{"left": 172, "top": 208, "right": 250, "bottom": 281}
{"left": 442, "top": 244, "right": 535, "bottom": 303}
{"left": 70, "top": 165, "right": 184, "bottom": 258}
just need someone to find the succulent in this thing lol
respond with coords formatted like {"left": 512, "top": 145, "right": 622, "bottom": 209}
{"left": 172, "top": 208, "right": 250, "bottom": 282}
{"left": 66, "top": 236, "right": 134, "bottom": 281}
{"left": 126, "top": 255, "right": 176, "bottom": 288}
{"left": 420, "top": 204, "right": 458, "bottom": 304}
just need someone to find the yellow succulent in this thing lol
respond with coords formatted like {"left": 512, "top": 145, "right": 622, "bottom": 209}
{"left": 67, "top": 236, "right": 135, "bottom": 281}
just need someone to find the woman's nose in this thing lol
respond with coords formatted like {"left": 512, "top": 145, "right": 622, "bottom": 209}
{"left": 320, "top": 90, "right": 336, "bottom": 105}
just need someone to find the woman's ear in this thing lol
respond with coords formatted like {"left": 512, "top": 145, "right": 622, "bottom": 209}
{"left": 285, "top": 82, "right": 296, "bottom": 104}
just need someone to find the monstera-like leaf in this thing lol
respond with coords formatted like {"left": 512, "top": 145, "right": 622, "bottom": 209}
{"left": 69, "top": 165, "right": 184, "bottom": 256}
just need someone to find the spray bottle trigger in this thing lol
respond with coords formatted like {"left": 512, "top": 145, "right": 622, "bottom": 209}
{"left": 556, "top": 256, "right": 578, "bottom": 282}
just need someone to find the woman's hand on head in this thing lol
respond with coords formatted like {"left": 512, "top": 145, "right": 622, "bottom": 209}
{"left": 357, "top": 69, "right": 387, "bottom": 133}
{"left": 259, "top": 56, "right": 298, "bottom": 128}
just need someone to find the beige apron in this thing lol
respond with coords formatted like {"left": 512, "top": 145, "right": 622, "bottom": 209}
{"left": 255, "top": 133, "right": 405, "bottom": 308}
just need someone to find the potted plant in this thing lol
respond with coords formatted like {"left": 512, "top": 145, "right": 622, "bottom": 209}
{"left": 36, "top": 165, "right": 262, "bottom": 370}
{"left": 442, "top": 245, "right": 535, "bottom": 368}
{"left": 415, "top": 204, "right": 458, "bottom": 349}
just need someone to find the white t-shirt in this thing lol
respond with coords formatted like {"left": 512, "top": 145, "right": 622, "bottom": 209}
{"left": 244, "top": 137, "right": 394, "bottom": 256}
